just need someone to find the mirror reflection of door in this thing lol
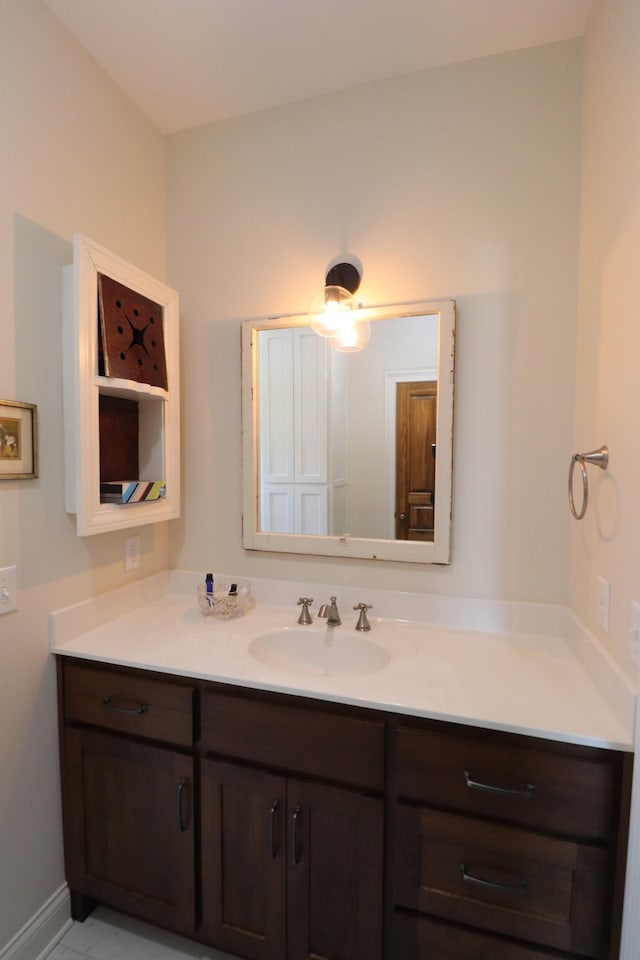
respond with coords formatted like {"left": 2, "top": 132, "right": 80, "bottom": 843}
{"left": 395, "top": 381, "right": 437, "bottom": 540}
{"left": 257, "top": 327, "right": 329, "bottom": 535}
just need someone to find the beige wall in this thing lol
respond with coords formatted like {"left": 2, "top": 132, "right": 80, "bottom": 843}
{"left": 0, "top": 0, "right": 167, "bottom": 946}
{"left": 570, "top": 0, "right": 640, "bottom": 682}
{"left": 166, "top": 40, "right": 582, "bottom": 603}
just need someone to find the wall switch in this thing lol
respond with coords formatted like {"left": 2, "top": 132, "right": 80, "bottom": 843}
{"left": 0, "top": 565, "right": 18, "bottom": 614}
{"left": 124, "top": 535, "right": 141, "bottom": 573}
{"left": 596, "top": 576, "right": 610, "bottom": 634}
{"left": 630, "top": 602, "right": 640, "bottom": 667}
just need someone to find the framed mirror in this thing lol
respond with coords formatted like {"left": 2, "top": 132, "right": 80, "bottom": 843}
{"left": 241, "top": 299, "right": 455, "bottom": 563}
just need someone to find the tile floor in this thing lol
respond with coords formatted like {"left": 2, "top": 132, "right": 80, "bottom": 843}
{"left": 45, "top": 907, "right": 241, "bottom": 960}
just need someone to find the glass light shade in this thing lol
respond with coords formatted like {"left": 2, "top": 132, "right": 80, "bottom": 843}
{"left": 328, "top": 316, "right": 371, "bottom": 352}
{"left": 308, "top": 284, "right": 356, "bottom": 337}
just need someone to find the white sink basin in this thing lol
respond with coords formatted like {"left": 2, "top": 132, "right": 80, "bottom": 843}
{"left": 248, "top": 626, "right": 391, "bottom": 676}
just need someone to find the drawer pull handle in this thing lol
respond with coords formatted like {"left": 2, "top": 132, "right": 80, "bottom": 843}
{"left": 270, "top": 800, "right": 280, "bottom": 858}
{"left": 177, "top": 778, "right": 189, "bottom": 832}
{"left": 463, "top": 770, "right": 535, "bottom": 799}
{"left": 102, "top": 697, "right": 148, "bottom": 716}
{"left": 292, "top": 805, "right": 302, "bottom": 866}
{"left": 460, "top": 863, "right": 528, "bottom": 895}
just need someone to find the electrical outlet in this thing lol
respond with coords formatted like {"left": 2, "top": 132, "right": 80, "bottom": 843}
{"left": 124, "top": 535, "right": 141, "bottom": 573}
{"left": 596, "top": 576, "right": 610, "bottom": 634}
{"left": 0, "top": 565, "right": 17, "bottom": 614}
{"left": 630, "top": 602, "right": 640, "bottom": 667}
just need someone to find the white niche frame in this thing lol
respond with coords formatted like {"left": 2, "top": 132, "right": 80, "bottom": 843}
{"left": 63, "top": 234, "right": 180, "bottom": 536}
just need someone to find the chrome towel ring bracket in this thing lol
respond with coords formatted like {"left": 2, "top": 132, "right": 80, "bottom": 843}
{"left": 568, "top": 446, "right": 609, "bottom": 520}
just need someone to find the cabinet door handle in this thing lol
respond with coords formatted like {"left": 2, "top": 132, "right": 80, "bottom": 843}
{"left": 291, "top": 805, "right": 302, "bottom": 865}
{"left": 460, "top": 862, "right": 528, "bottom": 895}
{"left": 270, "top": 800, "right": 280, "bottom": 858}
{"left": 102, "top": 696, "right": 148, "bottom": 716}
{"left": 463, "top": 770, "right": 535, "bottom": 799}
{"left": 177, "top": 778, "right": 189, "bottom": 832}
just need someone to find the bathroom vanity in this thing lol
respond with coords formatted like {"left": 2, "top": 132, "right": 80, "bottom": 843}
{"left": 52, "top": 576, "right": 634, "bottom": 960}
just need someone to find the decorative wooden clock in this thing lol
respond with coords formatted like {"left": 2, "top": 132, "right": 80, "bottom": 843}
{"left": 98, "top": 273, "right": 168, "bottom": 389}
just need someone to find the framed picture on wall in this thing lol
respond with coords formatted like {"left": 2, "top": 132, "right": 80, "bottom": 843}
{"left": 0, "top": 400, "right": 38, "bottom": 479}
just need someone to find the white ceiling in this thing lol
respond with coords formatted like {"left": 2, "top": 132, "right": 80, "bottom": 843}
{"left": 42, "top": 0, "right": 593, "bottom": 134}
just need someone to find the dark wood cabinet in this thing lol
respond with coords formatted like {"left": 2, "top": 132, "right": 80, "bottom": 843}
{"left": 56, "top": 657, "right": 631, "bottom": 960}
{"left": 200, "top": 760, "right": 383, "bottom": 960}
{"left": 200, "top": 760, "right": 286, "bottom": 959}
{"left": 199, "top": 689, "right": 384, "bottom": 960}
{"left": 285, "top": 777, "right": 383, "bottom": 960}
{"left": 58, "top": 661, "right": 196, "bottom": 934}
{"left": 389, "top": 719, "right": 631, "bottom": 960}
{"left": 62, "top": 727, "right": 195, "bottom": 934}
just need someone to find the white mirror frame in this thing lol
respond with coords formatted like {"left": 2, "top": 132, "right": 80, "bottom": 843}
{"left": 241, "top": 299, "right": 455, "bottom": 564}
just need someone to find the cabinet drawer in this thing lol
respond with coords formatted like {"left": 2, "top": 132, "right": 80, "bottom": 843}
{"left": 201, "top": 690, "right": 384, "bottom": 790}
{"left": 394, "top": 804, "right": 607, "bottom": 957}
{"left": 63, "top": 661, "right": 194, "bottom": 747}
{"left": 396, "top": 724, "right": 617, "bottom": 840}
{"left": 393, "top": 911, "right": 568, "bottom": 960}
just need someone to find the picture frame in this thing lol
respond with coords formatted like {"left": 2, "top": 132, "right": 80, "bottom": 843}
{"left": 0, "top": 400, "right": 38, "bottom": 479}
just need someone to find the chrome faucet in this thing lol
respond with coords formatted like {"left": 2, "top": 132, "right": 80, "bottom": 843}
{"left": 318, "top": 596, "right": 341, "bottom": 626}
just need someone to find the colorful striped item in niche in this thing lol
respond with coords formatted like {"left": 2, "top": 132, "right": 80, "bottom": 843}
{"left": 99, "top": 481, "right": 166, "bottom": 504}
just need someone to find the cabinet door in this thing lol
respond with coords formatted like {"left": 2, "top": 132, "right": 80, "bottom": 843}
{"left": 63, "top": 727, "right": 194, "bottom": 934}
{"left": 287, "top": 779, "right": 383, "bottom": 960}
{"left": 200, "top": 759, "right": 286, "bottom": 960}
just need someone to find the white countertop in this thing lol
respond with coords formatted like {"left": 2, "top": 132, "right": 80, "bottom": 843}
{"left": 49, "top": 572, "right": 636, "bottom": 751}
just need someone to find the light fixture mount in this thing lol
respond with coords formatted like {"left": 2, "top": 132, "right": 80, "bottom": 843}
{"left": 308, "top": 257, "right": 368, "bottom": 350}
{"left": 325, "top": 262, "right": 361, "bottom": 295}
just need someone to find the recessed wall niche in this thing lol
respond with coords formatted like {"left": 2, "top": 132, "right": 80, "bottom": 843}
{"left": 63, "top": 234, "right": 180, "bottom": 535}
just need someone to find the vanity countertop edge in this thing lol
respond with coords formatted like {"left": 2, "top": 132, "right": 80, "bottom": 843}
{"left": 49, "top": 570, "right": 637, "bottom": 753}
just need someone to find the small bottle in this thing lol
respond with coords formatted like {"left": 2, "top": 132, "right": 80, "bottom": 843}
{"left": 205, "top": 573, "right": 214, "bottom": 607}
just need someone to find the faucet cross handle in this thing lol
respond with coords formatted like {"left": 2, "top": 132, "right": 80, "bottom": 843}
{"left": 353, "top": 602, "right": 373, "bottom": 632}
{"left": 297, "top": 597, "right": 314, "bottom": 625}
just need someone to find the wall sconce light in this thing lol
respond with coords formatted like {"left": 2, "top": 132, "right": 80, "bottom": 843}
{"left": 308, "top": 261, "right": 370, "bottom": 352}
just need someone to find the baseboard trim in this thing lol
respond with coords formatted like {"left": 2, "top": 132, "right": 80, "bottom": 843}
{"left": 0, "top": 884, "right": 71, "bottom": 960}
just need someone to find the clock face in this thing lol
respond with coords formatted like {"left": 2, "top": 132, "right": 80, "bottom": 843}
{"left": 98, "top": 273, "right": 168, "bottom": 389}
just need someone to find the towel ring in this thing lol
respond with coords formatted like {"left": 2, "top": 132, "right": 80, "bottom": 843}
{"left": 568, "top": 446, "right": 609, "bottom": 520}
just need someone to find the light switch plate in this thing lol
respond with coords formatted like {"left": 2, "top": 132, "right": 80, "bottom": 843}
{"left": 124, "top": 535, "right": 141, "bottom": 573}
{"left": 0, "top": 565, "right": 18, "bottom": 614}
